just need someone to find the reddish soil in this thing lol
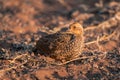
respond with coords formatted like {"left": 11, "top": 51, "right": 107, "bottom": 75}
{"left": 0, "top": 0, "right": 120, "bottom": 80}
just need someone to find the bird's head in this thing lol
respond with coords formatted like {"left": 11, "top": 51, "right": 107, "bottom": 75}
{"left": 68, "top": 22, "right": 83, "bottom": 35}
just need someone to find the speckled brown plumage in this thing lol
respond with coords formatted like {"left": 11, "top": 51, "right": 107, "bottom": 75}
{"left": 36, "top": 22, "right": 84, "bottom": 62}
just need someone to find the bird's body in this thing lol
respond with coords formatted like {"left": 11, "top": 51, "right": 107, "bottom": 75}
{"left": 36, "top": 22, "right": 84, "bottom": 62}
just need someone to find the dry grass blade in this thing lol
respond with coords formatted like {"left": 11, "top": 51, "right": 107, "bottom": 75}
{"left": 53, "top": 52, "right": 107, "bottom": 66}
{"left": 85, "top": 30, "right": 116, "bottom": 45}
{"left": 0, "top": 53, "right": 29, "bottom": 73}
{"left": 8, "top": 54, "right": 28, "bottom": 63}
{"left": 84, "top": 12, "right": 120, "bottom": 31}
{"left": 0, "top": 60, "right": 27, "bottom": 73}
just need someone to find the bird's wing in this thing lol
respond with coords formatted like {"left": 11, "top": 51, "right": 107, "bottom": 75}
{"left": 36, "top": 33, "right": 75, "bottom": 54}
{"left": 48, "top": 33, "right": 74, "bottom": 50}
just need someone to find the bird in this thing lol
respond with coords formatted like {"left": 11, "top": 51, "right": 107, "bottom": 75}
{"left": 35, "top": 22, "right": 84, "bottom": 63}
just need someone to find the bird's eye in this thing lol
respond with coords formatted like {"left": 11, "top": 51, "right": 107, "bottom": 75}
{"left": 73, "top": 26, "right": 76, "bottom": 29}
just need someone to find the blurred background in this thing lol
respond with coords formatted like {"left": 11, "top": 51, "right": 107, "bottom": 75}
{"left": 0, "top": 0, "right": 120, "bottom": 34}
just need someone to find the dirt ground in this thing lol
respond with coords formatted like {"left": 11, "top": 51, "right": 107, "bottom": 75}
{"left": 0, "top": 0, "right": 120, "bottom": 80}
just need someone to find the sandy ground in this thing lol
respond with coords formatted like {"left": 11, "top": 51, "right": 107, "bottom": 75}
{"left": 0, "top": 0, "right": 120, "bottom": 80}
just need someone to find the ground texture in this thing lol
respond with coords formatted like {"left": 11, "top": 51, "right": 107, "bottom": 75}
{"left": 0, "top": 0, "right": 120, "bottom": 80}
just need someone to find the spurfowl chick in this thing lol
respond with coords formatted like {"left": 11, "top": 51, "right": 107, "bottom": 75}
{"left": 36, "top": 22, "right": 84, "bottom": 62}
